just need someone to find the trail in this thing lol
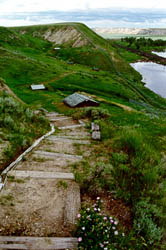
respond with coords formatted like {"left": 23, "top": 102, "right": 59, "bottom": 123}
{"left": 17, "top": 71, "right": 77, "bottom": 89}
{"left": 0, "top": 112, "right": 90, "bottom": 250}
{"left": 41, "top": 71, "right": 77, "bottom": 85}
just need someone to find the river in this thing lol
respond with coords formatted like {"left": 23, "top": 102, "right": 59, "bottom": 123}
{"left": 131, "top": 51, "right": 166, "bottom": 98}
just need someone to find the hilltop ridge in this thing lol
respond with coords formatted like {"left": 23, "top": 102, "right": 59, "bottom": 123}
{"left": 12, "top": 22, "right": 108, "bottom": 48}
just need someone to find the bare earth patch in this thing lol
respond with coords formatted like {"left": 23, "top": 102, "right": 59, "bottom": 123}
{"left": 0, "top": 178, "right": 79, "bottom": 237}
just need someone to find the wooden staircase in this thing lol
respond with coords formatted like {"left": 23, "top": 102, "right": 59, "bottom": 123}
{"left": 0, "top": 112, "right": 90, "bottom": 249}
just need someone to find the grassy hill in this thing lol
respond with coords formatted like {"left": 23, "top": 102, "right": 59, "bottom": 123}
{"left": 12, "top": 22, "right": 108, "bottom": 47}
{"left": 1, "top": 22, "right": 166, "bottom": 249}
{"left": 0, "top": 22, "right": 165, "bottom": 109}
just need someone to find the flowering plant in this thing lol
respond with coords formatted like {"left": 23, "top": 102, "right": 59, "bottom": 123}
{"left": 76, "top": 197, "right": 126, "bottom": 250}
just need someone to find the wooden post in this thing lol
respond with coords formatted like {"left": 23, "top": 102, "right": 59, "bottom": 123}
{"left": 91, "top": 123, "right": 101, "bottom": 140}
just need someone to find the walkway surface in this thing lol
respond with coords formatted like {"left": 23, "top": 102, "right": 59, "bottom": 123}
{"left": 0, "top": 112, "right": 90, "bottom": 250}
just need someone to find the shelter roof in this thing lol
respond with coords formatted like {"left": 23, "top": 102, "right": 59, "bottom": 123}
{"left": 63, "top": 93, "right": 99, "bottom": 107}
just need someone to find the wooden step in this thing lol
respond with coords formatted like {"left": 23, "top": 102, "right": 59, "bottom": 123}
{"left": 47, "top": 136, "right": 90, "bottom": 144}
{"left": 0, "top": 236, "right": 78, "bottom": 249}
{"left": 51, "top": 135, "right": 89, "bottom": 140}
{"left": 49, "top": 117, "right": 72, "bottom": 122}
{"left": 0, "top": 243, "right": 27, "bottom": 249}
{"left": 8, "top": 171, "right": 75, "bottom": 180}
{"left": 33, "top": 151, "right": 83, "bottom": 160}
{"left": 59, "top": 124, "right": 85, "bottom": 130}
{"left": 46, "top": 112, "right": 60, "bottom": 117}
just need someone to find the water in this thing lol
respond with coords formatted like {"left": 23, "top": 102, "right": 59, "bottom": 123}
{"left": 152, "top": 51, "right": 166, "bottom": 58}
{"left": 131, "top": 52, "right": 166, "bottom": 97}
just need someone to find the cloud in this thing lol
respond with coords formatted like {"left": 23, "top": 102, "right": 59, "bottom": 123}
{"left": 0, "top": 0, "right": 90, "bottom": 12}
{"left": 1, "top": 8, "right": 166, "bottom": 28}
{"left": 1, "top": 0, "right": 166, "bottom": 13}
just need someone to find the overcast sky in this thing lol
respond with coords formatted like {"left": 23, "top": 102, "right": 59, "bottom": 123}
{"left": 1, "top": 0, "right": 166, "bottom": 28}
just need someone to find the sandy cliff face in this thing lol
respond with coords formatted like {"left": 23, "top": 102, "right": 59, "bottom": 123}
{"left": 41, "top": 26, "right": 89, "bottom": 47}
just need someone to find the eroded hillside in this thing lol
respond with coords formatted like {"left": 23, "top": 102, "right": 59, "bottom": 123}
{"left": 13, "top": 23, "right": 98, "bottom": 48}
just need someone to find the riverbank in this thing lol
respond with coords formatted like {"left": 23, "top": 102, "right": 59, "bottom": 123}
{"left": 113, "top": 43, "right": 166, "bottom": 65}
{"left": 131, "top": 61, "right": 166, "bottom": 97}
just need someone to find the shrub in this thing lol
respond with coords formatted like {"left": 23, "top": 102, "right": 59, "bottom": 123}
{"left": 83, "top": 107, "right": 110, "bottom": 120}
{"left": 25, "top": 108, "right": 34, "bottom": 120}
{"left": 74, "top": 161, "right": 113, "bottom": 194}
{"left": 72, "top": 107, "right": 110, "bottom": 121}
{"left": 77, "top": 197, "right": 126, "bottom": 250}
{"left": 4, "top": 115, "right": 14, "bottom": 129}
{"left": 3, "top": 145, "right": 15, "bottom": 160}
{"left": 99, "top": 120, "right": 115, "bottom": 140}
{"left": 0, "top": 90, "right": 49, "bottom": 170}
{"left": 133, "top": 199, "right": 163, "bottom": 247}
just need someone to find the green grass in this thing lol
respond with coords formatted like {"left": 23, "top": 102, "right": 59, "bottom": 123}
{"left": 54, "top": 47, "right": 116, "bottom": 72}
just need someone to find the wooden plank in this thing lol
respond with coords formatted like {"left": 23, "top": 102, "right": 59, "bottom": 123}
{"left": 49, "top": 117, "right": 72, "bottom": 122}
{"left": 0, "top": 236, "right": 77, "bottom": 242}
{"left": 92, "top": 131, "right": 101, "bottom": 140}
{"left": 91, "top": 122, "right": 100, "bottom": 131}
{"left": 8, "top": 171, "right": 75, "bottom": 180}
{"left": 59, "top": 124, "right": 85, "bottom": 130}
{"left": 33, "top": 151, "right": 83, "bottom": 159}
{"left": 78, "top": 120, "right": 85, "bottom": 124}
{"left": 0, "top": 244, "right": 28, "bottom": 249}
{"left": 0, "top": 237, "right": 78, "bottom": 250}
{"left": 65, "top": 183, "right": 81, "bottom": 225}
{"left": 46, "top": 112, "right": 60, "bottom": 117}
{"left": 47, "top": 136, "right": 90, "bottom": 144}
{"left": 48, "top": 135, "right": 89, "bottom": 139}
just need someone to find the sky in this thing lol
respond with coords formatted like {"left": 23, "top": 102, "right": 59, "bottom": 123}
{"left": 1, "top": 0, "right": 166, "bottom": 28}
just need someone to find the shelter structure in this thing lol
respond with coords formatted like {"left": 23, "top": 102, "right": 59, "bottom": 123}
{"left": 54, "top": 47, "right": 61, "bottom": 50}
{"left": 63, "top": 93, "right": 99, "bottom": 108}
{"left": 31, "top": 84, "right": 46, "bottom": 90}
